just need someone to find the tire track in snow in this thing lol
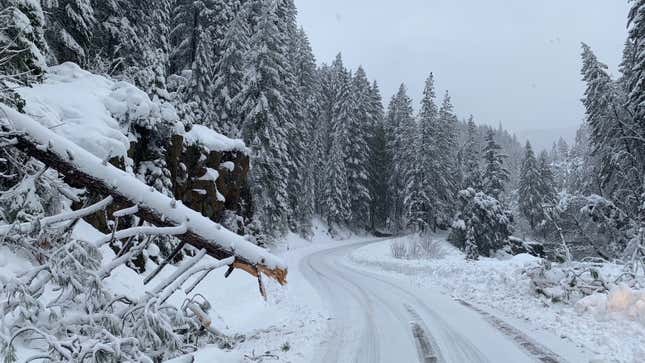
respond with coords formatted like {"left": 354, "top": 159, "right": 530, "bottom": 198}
{"left": 405, "top": 304, "right": 442, "bottom": 363}
{"left": 454, "top": 299, "right": 565, "bottom": 363}
{"left": 342, "top": 259, "right": 489, "bottom": 362}
{"left": 301, "top": 245, "right": 382, "bottom": 363}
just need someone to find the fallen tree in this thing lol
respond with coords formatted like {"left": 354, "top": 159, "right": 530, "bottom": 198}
{"left": 0, "top": 105, "right": 287, "bottom": 285}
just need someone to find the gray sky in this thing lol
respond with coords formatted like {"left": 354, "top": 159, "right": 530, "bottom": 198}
{"left": 295, "top": 0, "right": 630, "bottom": 139}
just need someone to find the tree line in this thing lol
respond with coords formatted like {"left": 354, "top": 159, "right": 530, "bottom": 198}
{"left": 1, "top": 0, "right": 529, "bottom": 243}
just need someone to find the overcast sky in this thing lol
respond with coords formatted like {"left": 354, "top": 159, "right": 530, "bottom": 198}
{"left": 295, "top": 0, "right": 630, "bottom": 138}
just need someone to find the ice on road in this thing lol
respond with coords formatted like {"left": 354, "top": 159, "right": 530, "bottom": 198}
{"left": 300, "top": 239, "right": 565, "bottom": 363}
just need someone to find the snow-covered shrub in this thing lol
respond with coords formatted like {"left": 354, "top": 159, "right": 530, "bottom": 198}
{"left": 449, "top": 188, "right": 513, "bottom": 257}
{"left": 464, "top": 226, "right": 479, "bottom": 260}
{"left": 390, "top": 235, "right": 445, "bottom": 260}
{"left": 390, "top": 240, "right": 406, "bottom": 259}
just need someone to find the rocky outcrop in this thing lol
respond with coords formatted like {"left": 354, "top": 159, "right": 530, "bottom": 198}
{"left": 166, "top": 133, "right": 251, "bottom": 233}
{"left": 84, "top": 126, "right": 251, "bottom": 236}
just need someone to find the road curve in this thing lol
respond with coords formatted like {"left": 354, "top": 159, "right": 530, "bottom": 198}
{"left": 300, "top": 239, "right": 562, "bottom": 363}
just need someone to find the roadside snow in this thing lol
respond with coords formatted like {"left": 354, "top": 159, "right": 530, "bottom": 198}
{"left": 576, "top": 285, "right": 645, "bottom": 324}
{"left": 349, "top": 235, "right": 645, "bottom": 363}
{"left": 60, "top": 220, "right": 332, "bottom": 362}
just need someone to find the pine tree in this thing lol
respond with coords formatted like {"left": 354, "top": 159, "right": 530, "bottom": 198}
{"left": 518, "top": 142, "right": 542, "bottom": 230}
{"left": 557, "top": 137, "right": 569, "bottom": 159}
{"left": 212, "top": 0, "right": 239, "bottom": 59}
{"left": 462, "top": 116, "right": 483, "bottom": 190}
{"left": 404, "top": 132, "right": 427, "bottom": 231}
{"left": 346, "top": 67, "right": 373, "bottom": 229}
{"left": 413, "top": 74, "right": 438, "bottom": 231}
{"left": 386, "top": 84, "right": 416, "bottom": 231}
{"left": 0, "top": 1, "right": 47, "bottom": 77}
{"left": 314, "top": 64, "right": 334, "bottom": 215}
{"left": 367, "top": 81, "right": 389, "bottom": 230}
{"left": 113, "top": 1, "right": 173, "bottom": 97}
{"left": 538, "top": 151, "right": 556, "bottom": 204}
{"left": 169, "top": 0, "right": 218, "bottom": 125}
{"left": 581, "top": 43, "right": 642, "bottom": 215}
{"left": 628, "top": 1, "right": 645, "bottom": 134}
{"left": 321, "top": 54, "right": 354, "bottom": 228}
{"left": 238, "top": 0, "right": 293, "bottom": 236}
{"left": 451, "top": 188, "right": 513, "bottom": 257}
{"left": 324, "top": 127, "right": 351, "bottom": 229}
{"left": 212, "top": 1, "right": 250, "bottom": 135}
{"left": 289, "top": 27, "right": 318, "bottom": 237}
{"left": 43, "top": 0, "right": 96, "bottom": 64}
{"left": 482, "top": 129, "right": 509, "bottom": 199}
{"left": 434, "top": 91, "right": 459, "bottom": 227}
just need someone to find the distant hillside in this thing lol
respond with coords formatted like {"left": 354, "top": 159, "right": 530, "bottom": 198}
{"left": 515, "top": 125, "right": 579, "bottom": 152}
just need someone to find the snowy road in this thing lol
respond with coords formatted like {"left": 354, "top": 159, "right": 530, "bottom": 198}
{"left": 300, "top": 239, "right": 566, "bottom": 363}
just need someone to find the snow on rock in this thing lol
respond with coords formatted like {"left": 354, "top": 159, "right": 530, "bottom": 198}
{"left": 184, "top": 124, "right": 248, "bottom": 154}
{"left": 220, "top": 161, "right": 235, "bottom": 172}
{"left": 198, "top": 167, "right": 219, "bottom": 182}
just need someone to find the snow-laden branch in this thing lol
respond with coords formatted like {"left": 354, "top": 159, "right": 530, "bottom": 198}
{"left": 1, "top": 105, "right": 287, "bottom": 284}
{"left": 94, "top": 224, "right": 187, "bottom": 248}
{"left": 151, "top": 249, "right": 208, "bottom": 296}
{"left": 0, "top": 196, "right": 113, "bottom": 235}
{"left": 160, "top": 256, "right": 235, "bottom": 304}
{"left": 113, "top": 205, "right": 139, "bottom": 218}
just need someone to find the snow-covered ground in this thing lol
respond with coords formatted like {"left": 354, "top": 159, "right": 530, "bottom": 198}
{"left": 99, "top": 219, "right": 339, "bottom": 362}
{"left": 4, "top": 216, "right": 644, "bottom": 362}
{"left": 349, "top": 235, "right": 645, "bottom": 363}
{"left": 94, "top": 220, "right": 374, "bottom": 362}
{"left": 1, "top": 213, "right": 383, "bottom": 362}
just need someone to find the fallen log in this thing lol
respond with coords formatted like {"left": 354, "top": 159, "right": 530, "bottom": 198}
{"left": 0, "top": 105, "right": 287, "bottom": 285}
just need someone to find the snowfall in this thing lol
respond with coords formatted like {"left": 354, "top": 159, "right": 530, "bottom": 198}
{"left": 2, "top": 63, "right": 644, "bottom": 362}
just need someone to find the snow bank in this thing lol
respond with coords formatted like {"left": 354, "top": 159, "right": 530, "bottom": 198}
{"left": 576, "top": 285, "right": 645, "bottom": 323}
{"left": 184, "top": 124, "right": 248, "bottom": 154}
